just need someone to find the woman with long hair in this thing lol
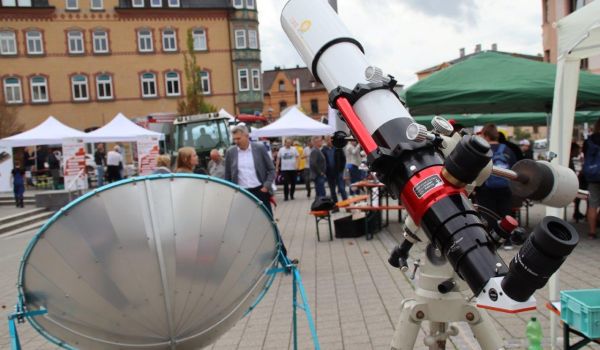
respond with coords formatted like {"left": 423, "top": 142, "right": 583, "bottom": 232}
{"left": 175, "top": 147, "right": 199, "bottom": 173}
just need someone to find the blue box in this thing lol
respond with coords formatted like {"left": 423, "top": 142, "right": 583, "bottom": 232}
{"left": 561, "top": 289, "right": 600, "bottom": 339}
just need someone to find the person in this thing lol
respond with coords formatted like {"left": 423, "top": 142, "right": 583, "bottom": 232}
{"left": 94, "top": 144, "right": 106, "bottom": 187}
{"left": 475, "top": 124, "right": 517, "bottom": 247}
{"left": 175, "top": 147, "right": 199, "bottom": 173}
{"left": 309, "top": 136, "right": 327, "bottom": 199}
{"left": 11, "top": 162, "right": 25, "bottom": 208}
{"left": 293, "top": 141, "right": 307, "bottom": 196}
{"left": 208, "top": 149, "right": 225, "bottom": 178}
{"left": 570, "top": 142, "right": 585, "bottom": 221}
{"left": 22, "top": 147, "right": 35, "bottom": 186}
{"left": 224, "top": 124, "right": 276, "bottom": 215}
{"left": 520, "top": 139, "right": 533, "bottom": 160}
{"left": 276, "top": 139, "right": 299, "bottom": 201}
{"left": 48, "top": 149, "right": 61, "bottom": 189}
{"left": 303, "top": 140, "right": 313, "bottom": 198}
{"left": 106, "top": 145, "right": 123, "bottom": 183}
{"left": 322, "top": 136, "right": 347, "bottom": 203}
{"left": 345, "top": 141, "right": 362, "bottom": 195}
{"left": 197, "top": 128, "right": 215, "bottom": 149}
{"left": 152, "top": 154, "right": 172, "bottom": 174}
{"left": 35, "top": 146, "right": 47, "bottom": 173}
{"left": 498, "top": 132, "right": 523, "bottom": 161}
{"left": 583, "top": 119, "right": 600, "bottom": 238}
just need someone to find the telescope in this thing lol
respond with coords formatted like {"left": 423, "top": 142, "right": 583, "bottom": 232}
{"left": 282, "top": 0, "right": 580, "bottom": 348}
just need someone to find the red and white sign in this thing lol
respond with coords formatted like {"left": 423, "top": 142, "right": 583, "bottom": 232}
{"left": 63, "top": 138, "right": 88, "bottom": 190}
{"left": 137, "top": 136, "right": 160, "bottom": 175}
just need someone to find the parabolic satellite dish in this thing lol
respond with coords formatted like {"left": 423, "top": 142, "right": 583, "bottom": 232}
{"left": 18, "top": 174, "right": 281, "bottom": 349}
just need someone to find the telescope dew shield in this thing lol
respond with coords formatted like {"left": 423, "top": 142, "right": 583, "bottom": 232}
{"left": 18, "top": 174, "right": 281, "bottom": 349}
{"left": 281, "top": 0, "right": 413, "bottom": 136}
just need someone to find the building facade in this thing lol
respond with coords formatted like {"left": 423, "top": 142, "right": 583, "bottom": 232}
{"left": 542, "top": 0, "right": 600, "bottom": 73}
{"left": 0, "top": 0, "right": 263, "bottom": 130}
{"left": 262, "top": 66, "right": 329, "bottom": 121}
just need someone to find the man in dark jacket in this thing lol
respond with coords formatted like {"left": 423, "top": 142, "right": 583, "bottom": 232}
{"left": 321, "top": 136, "right": 347, "bottom": 203}
{"left": 309, "top": 136, "right": 327, "bottom": 198}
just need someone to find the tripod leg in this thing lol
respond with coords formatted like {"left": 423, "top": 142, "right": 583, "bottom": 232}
{"left": 426, "top": 322, "right": 448, "bottom": 350}
{"left": 467, "top": 308, "right": 505, "bottom": 350}
{"left": 390, "top": 299, "right": 422, "bottom": 350}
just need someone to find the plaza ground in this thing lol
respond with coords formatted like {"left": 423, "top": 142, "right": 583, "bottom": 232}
{"left": 0, "top": 189, "right": 599, "bottom": 349}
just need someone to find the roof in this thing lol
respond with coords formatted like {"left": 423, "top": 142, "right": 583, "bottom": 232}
{"left": 416, "top": 50, "right": 543, "bottom": 75}
{"left": 117, "top": 0, "right": 229, "bottom": 9}
{"left": 263, "top": 67, "right": 326, "bottom": 93}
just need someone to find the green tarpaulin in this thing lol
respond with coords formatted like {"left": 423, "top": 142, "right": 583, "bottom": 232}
{"left": 403, "top": 51, "right": 600, "bottom": 115}
{"left": 413, "top": 111, "right": 600, "bottom": 128}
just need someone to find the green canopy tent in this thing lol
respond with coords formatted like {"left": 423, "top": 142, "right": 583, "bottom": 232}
{"left": 413, "top": 110, "right": 600, "bottom": 128}
{"left": 403, "top": 51, "right": 600, "bottom": 116}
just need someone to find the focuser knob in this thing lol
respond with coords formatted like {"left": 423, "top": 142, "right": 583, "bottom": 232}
{"left": 431, "top": 116, "right": 454, "bottom": 136}
{"left": 406, "top": 123, "right": 431, "bottom": 142}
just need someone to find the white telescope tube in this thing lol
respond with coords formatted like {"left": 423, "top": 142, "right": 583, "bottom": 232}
{"left": 281, "top": 0, "right": 412, "bottom": 136}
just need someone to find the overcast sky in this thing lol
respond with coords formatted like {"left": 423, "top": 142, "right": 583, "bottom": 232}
{"left": 257, "top": 0, "right": 542, "bottom": 86}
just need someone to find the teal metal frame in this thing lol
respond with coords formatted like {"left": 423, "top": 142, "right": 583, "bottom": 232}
{"left": 9, "top": 174, "right": 321, "bottom": 350}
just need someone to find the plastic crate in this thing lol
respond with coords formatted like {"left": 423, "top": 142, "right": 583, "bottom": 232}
{"left": 561, "top": 289, "right": 600, "bottom": 339}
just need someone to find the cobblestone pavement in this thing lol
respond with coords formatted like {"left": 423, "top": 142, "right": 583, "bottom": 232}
{"left": 0, "top": 190, "right": 599, "bottom": 349}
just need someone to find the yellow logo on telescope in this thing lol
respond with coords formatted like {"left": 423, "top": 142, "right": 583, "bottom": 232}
{"left": 299, "top": 20, "right": 312, "bottom": 32}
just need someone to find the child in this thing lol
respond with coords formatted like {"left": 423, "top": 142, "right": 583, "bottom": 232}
{"left": 11, "top": 162, "right": 25, "bottom": 208}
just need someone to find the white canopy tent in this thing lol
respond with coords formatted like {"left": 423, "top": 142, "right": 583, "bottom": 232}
{"left": 547, "top": 2, "right": 600, "bottom": 348}
{"left": 83, "top": 113, "right": 164, "bottom": 143}
{"left": 0, "top": 116, "right": 87, "bottom": 147}
{"left": 218, "top": 108, "right": 236, "bottom": 122}
{"left": 250, "top": 106, "right": 334, "bottom": 137}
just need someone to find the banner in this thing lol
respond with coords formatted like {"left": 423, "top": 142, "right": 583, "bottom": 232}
{"left": 0, "top": 145, "right": 13, "bottom": 192}
{"left": 137, "top": 136, "right": 160, "bottom": 175}
{"left": 63, "top": 138, "right": 88, "bottom": 191}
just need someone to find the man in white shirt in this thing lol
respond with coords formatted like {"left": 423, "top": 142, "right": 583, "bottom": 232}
{"left": 106, "top": 145, "right": 123, "bottom": 183}
{"left": 224, "top": 125, "right": 276, "bottom": 215}
{"left": 345, "top": 141, "right": 363, "bottom": 195}
{"left": 276, "top": 138, "right": 299, "bottom": 201}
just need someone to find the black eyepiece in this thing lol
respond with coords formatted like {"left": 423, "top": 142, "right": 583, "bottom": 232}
{"left": 501, "top": 216, "right": 579, "bottom": 302}
{"left": 443, "top": 135, "right": 492, "bottom": 186}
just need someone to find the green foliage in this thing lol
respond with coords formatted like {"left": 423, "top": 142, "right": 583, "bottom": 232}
{"left": 177, "top": 29, "right": 216, "bottom": 115}
{"left": 513, "top": 127, "right": 531, "bottom": 142}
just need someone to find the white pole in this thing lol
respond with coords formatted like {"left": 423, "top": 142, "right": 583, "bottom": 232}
{"left": 296, "top": 78, "right": 301, "bottom": 107}
{"left": 546, "top": 56, "right": 581, "bottom": 349}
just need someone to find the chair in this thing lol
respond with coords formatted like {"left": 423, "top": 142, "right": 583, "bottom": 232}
{"left": 309, "top": 210, "right": 333, "bottom": 241}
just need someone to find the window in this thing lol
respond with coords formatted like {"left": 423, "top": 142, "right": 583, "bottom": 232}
{"left": 279, "top": 100, "right": 287, "bottom": 112}
{"left": 278, "top": 79, "right": 285, "bottom": 91}
{"left": 569, "top": 0, "right": 585, "bottom": 13}
{"left": 310, "top": 99, "right": 319, "bottom": 114}
{"left": 67, "top": 31, "right": 84, "bottom": 54}
{"left": 162, "top": 29, "right": 177, "bottom": 52}
{"left": 248, "top": 30, "right": 258, "bottom": 49}
{"left": 96, "top": 74, "right": 113, "bottom": 100}
{"left": 141, "top": 73, "right": 157, "bottom": 98}
{"left": 71, "top": 75, "right": 88, "bottom": 101}
{"left": 90, "top": 0, "right": 103, "bottom": 10}
{"left": 246, "top": 0, "right": 254, "bottom": 9}
{"left": 165, "top": 71, "right": 180, "bottom": 96}
{"left": 167, "top": 0, "right": 178, "bottom": 7}
{"left": 234, "top": 29, "right": 246, "bottom": 49}
{"left": 26, "top": 31, "right": 43, "bottom": 55}
{"left": 150, "top": 0, "right": 161, "bottom": 7}
{"left": 18, "top": 0, "right": 32, "bottom": 5}
{"left": 132, "top": 0, "right": 143, "bottom": 7}
{"left": 65, "top": 0, "right": 78, "bottom": 10}
{"left": 200, "top": 71, "right": 210, "bottom": 94}
{"left": 0, "top": 31, "right": 17, "bottom": 55}
{"left": 2, "top": 0, "right": 16, "bottom": 6}
{"left": 192, "top": 29, "right": 207, "bottom": 51}
{"left": 232, "top": 0, "right": 242, "bottom": 8}
{"left": 238, "top": 69, "right": 249, "bottom": 91}
{"left": 251, "top": 68, "right": 260, "bottom": 91}
{"left": 30, "top": 76, "right": 48, "bottom": 103}
{"left": 3, "top": 77, "right": 22, "bottom": 104}
{"left": 137, "top": 30, "right": 153, "bottom": 52}
{"left": 93, "top": 30, "right": 109, "bottom": 53}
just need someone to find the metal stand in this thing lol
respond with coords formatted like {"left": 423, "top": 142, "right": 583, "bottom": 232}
{"left": 8, "top": 302, "right": 47, "bottom": 350}
{"left": 390, "top": 247, "right": 505, "bottom": 350}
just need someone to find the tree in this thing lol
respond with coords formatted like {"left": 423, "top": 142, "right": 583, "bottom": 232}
{"left": 513, "top": 126, "right": 531, "bottom": 142}
{"left": 0, "top": 105, "right": 23, "bottom": 139}
{"left": 177, "top": 29, "right": 216, "bottom": 115}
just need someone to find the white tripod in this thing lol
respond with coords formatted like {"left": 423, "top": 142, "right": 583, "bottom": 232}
{"left": 390, "top": 245, "right": 505, "bottom": 350}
